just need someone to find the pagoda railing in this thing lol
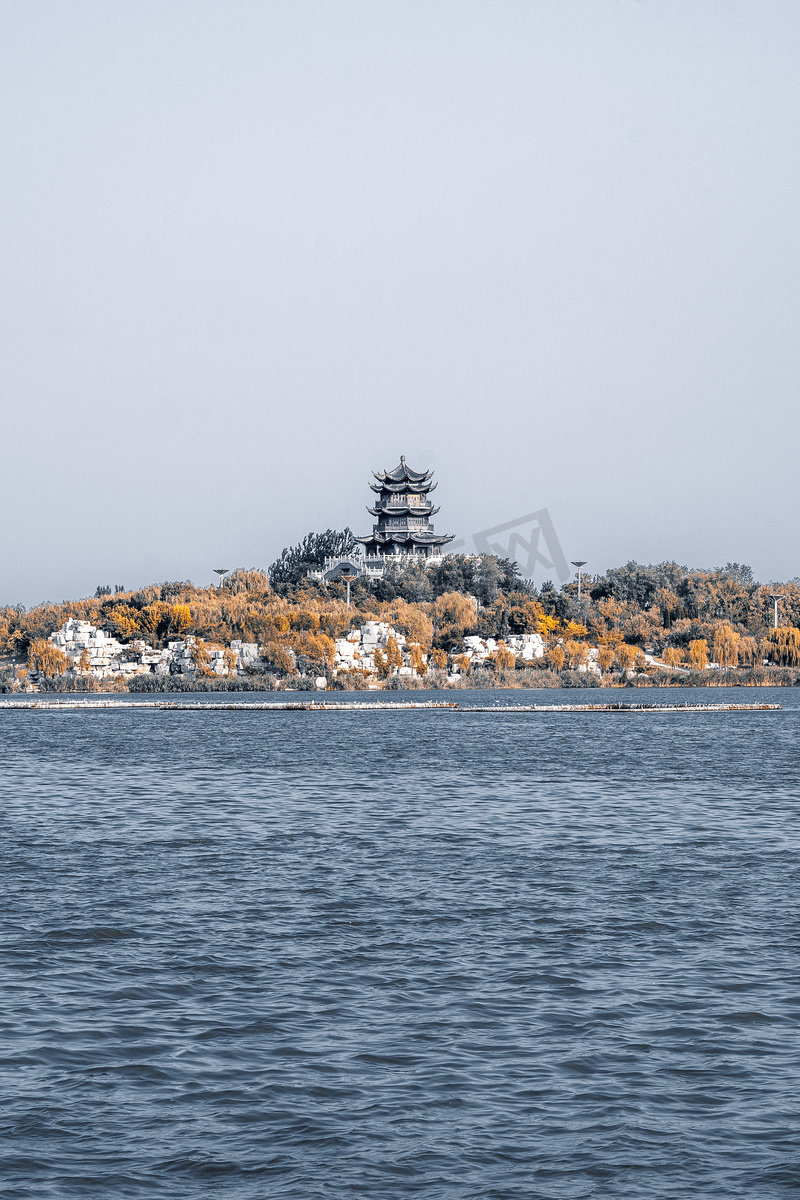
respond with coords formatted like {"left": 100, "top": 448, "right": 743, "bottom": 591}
{"left": 310, "top": 551, "right": 448, "bottom": 580}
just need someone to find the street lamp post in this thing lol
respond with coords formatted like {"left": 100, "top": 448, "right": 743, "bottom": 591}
{"left": 214, "top": 568, "right": 229, "bottom": 589}
{"left": 769, "top": 593, "right": 781, "bottom": 629}
{"left": 571, "top": 561, "right": 588, "bottom": 606}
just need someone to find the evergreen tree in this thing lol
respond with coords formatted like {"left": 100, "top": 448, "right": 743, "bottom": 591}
{"left": 269, "top": 529, "right": 356, "bottom": 587}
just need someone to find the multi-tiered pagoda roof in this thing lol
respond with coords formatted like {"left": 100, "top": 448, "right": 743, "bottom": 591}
{"left": 356, "top": 457, "right": 454, "bottom": 558}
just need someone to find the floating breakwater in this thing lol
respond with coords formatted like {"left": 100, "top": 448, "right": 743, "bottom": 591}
{"left": 0, "top": 699, "right": 781, "bottom": 712}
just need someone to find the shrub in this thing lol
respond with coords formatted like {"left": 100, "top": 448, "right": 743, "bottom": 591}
{"left": 560, "top": 670, "right": 601, "bottom": 688}
{"left": 39, "top": 674, "right": 101, "bottom": 693}
{"left": 127, "top": 674, "right": 280, "bottom": 692}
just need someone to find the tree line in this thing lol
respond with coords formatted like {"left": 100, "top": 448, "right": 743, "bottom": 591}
{"left": 3, "top": 540, "right": 800, "bottom": 686}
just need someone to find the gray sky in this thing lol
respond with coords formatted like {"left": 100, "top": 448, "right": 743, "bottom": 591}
{"left": 2, "top": 0, "right": 798, "bottom": 606}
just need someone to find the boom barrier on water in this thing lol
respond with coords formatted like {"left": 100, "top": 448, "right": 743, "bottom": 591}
{"left": 0, "top": 700, "right": 782, "bottom": 713}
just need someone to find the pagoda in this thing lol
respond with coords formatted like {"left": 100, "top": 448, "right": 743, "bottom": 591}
{"left": 356, "top": 456, "right": 455, "bottom": 560}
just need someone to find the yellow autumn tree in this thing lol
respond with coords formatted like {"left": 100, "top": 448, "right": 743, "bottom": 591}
{"left": 224, "top": 569, "right": 271, "bottom": 595}
{"left": 407, "top": 643, "right": 426, "bottom": 674}
{"left": 493, "top": 642, "right": 516, "bottom": 671}
{"left": 565, "top": 640, "right": 589, "bottom": 669}
{"left": 170, "top": 604, "right": 192, "bottom": 637}
{"left": 712, "top": 623, "right": 740, "bottom": 668}
{"left": 616, "top": 644, "right": 638, "bottom": 673}
{"left": 762, "top": 626, "right": 800, "bottom": 667}
{"left": 386, "top": 599, "right": 434, "bottom": 651}
{"left": 688, "top": 639, "right": 709, "bottom": 670}
{"left": 547, "top": 645, "right": 565, "bottom": 671}
{"left": 28, "top": 640, "right": 72, "bottom": 678}
{"left": 264, "top": 613, "right": 291, "bottom": 636}
{"left": 260, "top": 643, "right": 295, "bottom": 675}
{"left": 373, "top": 647, "right": 391, "bottom": 679}
{"left": 538, "top": 613, "right": 559, "bottom": 637}
{"left": 429, "top": 648, "right": 447, "bottom": 671}
{"left": 597, "top": 645, "right": 615, "bottom": 673}
{"left": 433, "top": 592, "right": 477, "bottom": 633}
{"left": 305, "top": 633, "right": 336, "bottom": 668}
{"left": 291, "top": 609, "right": 321, "bottom": 632}
{"left": 596, "top": 597, "right": 627, "bottom": 635}
{"left": 139, "top": 602, "right": 174, "bottom": 646}
{"left": 191, "top": 638, "right": 213, "bottom": 676}
{"left": 662, "top": 646, "right": 683, "bottom": 667}
{"left": 385, "top": 635, "right": 403, "bottom": 671}
{"left": 503, "top": 598, "right": 544, "bottom": 634}
{"left": 738, "top": 636, "right": 758, "bottom": 667}
{"left": 655, "top": 588, "right": 681, "bottom": 627}
{"left": 106, "top": 606, "right": 141, "bottom": 641}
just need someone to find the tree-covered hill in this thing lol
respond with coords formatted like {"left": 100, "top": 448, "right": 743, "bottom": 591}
{"left": 3, "top": 544, "right": 800, "bottom": 689}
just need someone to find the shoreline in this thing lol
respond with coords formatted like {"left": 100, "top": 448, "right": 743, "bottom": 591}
{"left": 12, "top": 669, "right": 800, "bottom": 696}
{"left": 0, "top": 697, "right": 782, "bottom": 713}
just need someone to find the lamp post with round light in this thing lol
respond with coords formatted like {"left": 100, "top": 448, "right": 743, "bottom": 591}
{"left": 571, "top": 561, "right": 587, "bottom": 608}
{"left": 769, "top": 593, "right": 781, "bottom": 629}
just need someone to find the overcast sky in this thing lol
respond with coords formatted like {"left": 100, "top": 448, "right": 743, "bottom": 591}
{"left": 1, "top": 0, "right": 798, "bottom": 605}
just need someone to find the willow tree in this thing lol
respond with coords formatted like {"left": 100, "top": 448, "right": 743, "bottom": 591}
{"left": 27, "top": 640, "right": 72, "bottom": 678}
{"left": 224, "top": 569, "right": 271, "bottom": 595}
{"left": 563, "top": 639, "right": 582, "bottom": 668}
{"left": 688, "top": 639, "right": 709, "bottom": 670}
{"left": 433, "top": 591, "right": 477, "bottom": 631}
{"left": 597, "top": 645, "right": 615, "bottom": 672}
{"left": 260, "top": 642, "right": 295, "bottom": 675}
{"left": 712, "top": 623, "right": 740, "bottom": 668}
{"left": 763, "top": 626, "right": 800, "bottom": 666}
{"left": 139, "top": 601, "right": 192, "bottom": 647}
{"left": 191, "top": 638, "right": 212, "bottom": 675}
{"left": 407, "top": 643, "right": 426, "bottom": 674}
{"left": 738, "top": 636, "right": 758, "bottom": 666}
{"left": 386, "top": 599, "right": 434, "bottom": 651}
{"left": 493, "top": 643, "right": 516, "bottom": 672}
{"left": 548, "top": 645, "right": 566, "bottom": 672}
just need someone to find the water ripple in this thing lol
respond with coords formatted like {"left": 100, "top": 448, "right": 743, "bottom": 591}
{"left": 1, "top": 687, "right": 800, "bottom": 1197}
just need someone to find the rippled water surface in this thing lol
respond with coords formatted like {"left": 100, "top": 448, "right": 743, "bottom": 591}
{"left": 2, "top": 687, "right": 800, "bottom": 1198}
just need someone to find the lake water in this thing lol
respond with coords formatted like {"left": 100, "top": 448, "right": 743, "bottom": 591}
{"left": 2, "top": 687, "right": 800, "bottom": 1198}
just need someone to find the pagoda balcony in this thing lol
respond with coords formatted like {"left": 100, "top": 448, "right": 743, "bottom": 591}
{"left": 367, "top": 506, "right": 437, "bottom": 518}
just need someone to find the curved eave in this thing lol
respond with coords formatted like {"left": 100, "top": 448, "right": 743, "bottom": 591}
{"left": 367, "top": 505, "right": 438, "bottom": 517}
{"left": 372, "top": 480, "right": 437, "bottom": 496}
{"left": 397, "top": 468, "right": 432, "bottom": 483}
{"left": 381, "top": 463, "right": 431, "bottom": 482}
{"left": 360, "top": 531, "right": 455, "bottom": 547}
{"left": 372, "top": 466, "right": 434, "bottom": 485}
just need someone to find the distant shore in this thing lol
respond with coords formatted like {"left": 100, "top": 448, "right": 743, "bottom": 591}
{"left": 22, "top": 665, "right": 800, "bottom": 695}
{"left": 4, "top": 557, "right": 800, "bottom": 695}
